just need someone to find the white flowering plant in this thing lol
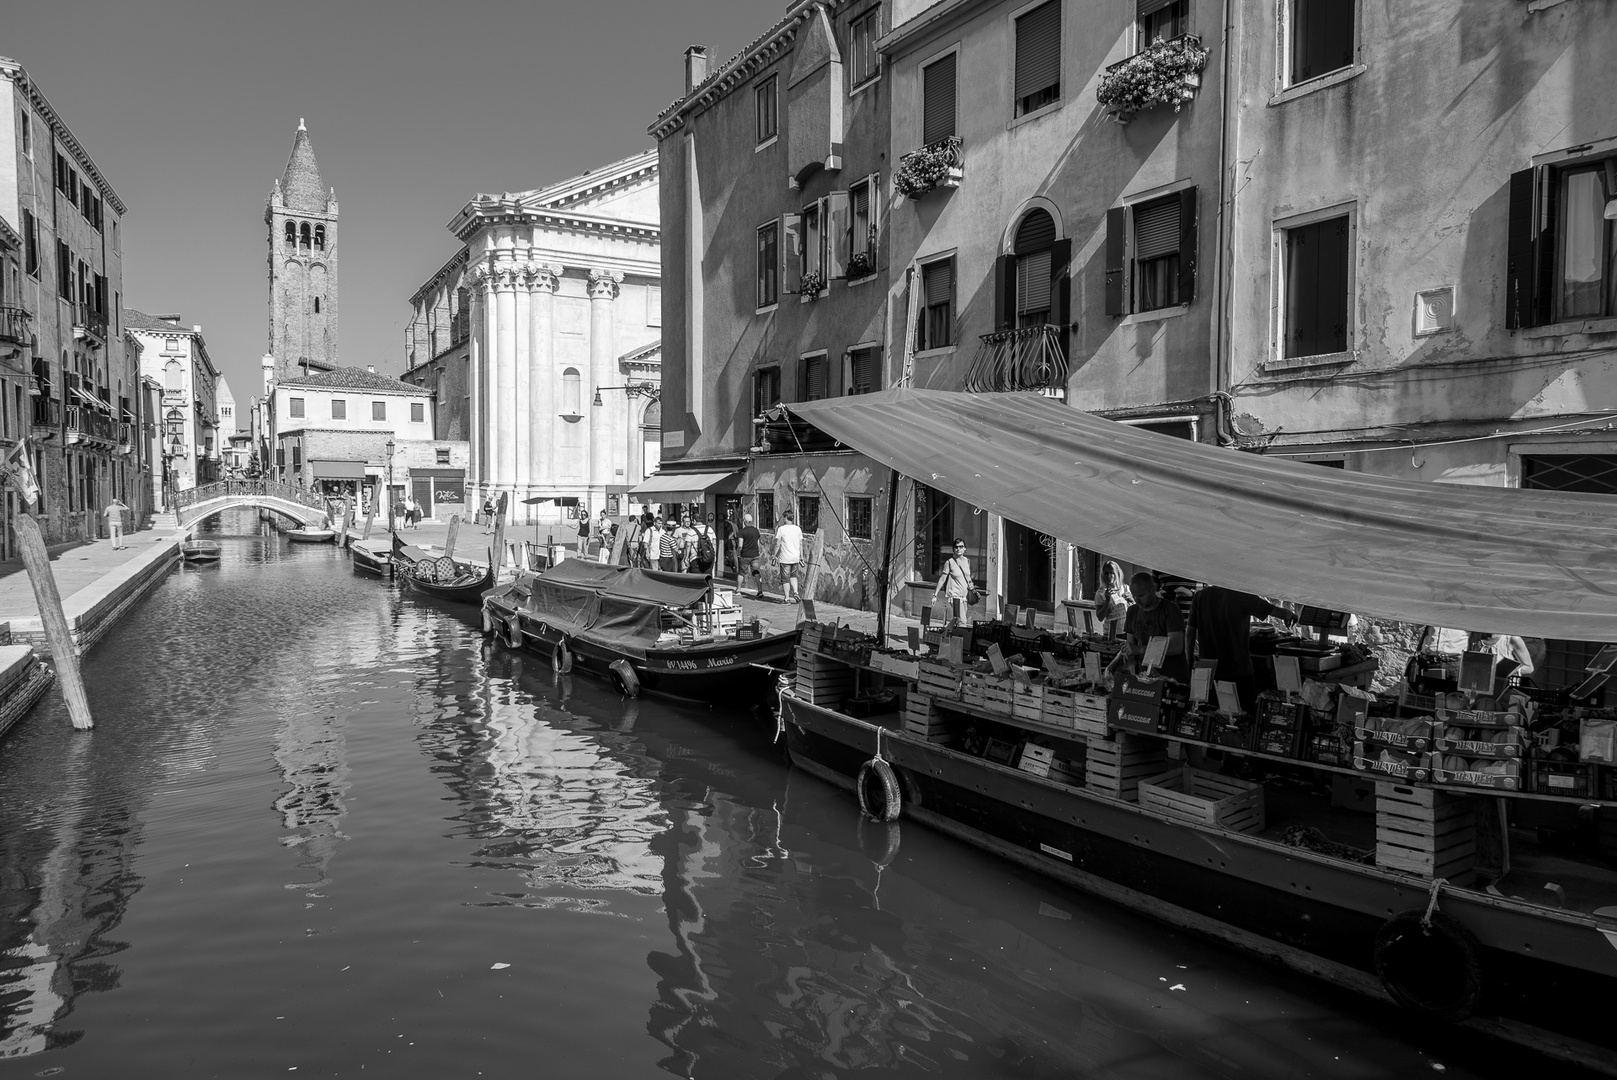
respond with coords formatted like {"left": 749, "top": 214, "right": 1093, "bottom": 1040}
{"left": 894, "top": 136, "right": 964, "bottom": 199}
{"left": 1096, "top": 35, "right": 1209, "bottom": 116}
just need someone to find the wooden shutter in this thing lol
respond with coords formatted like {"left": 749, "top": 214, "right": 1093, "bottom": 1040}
{"left": 994, "top": 254, "right": 1014, "bottom": 329}
{"left": 827, "top": 191, "right": 851, "bottom": 279}
{"left": 780, "top": 213, "right": 801, "bottom": 295}
{"left": 1104, "top": 207, "right": 1127, "bottom": 316}
{"left": 922, "top": 54, "right": 957, "bottom": 146}
{"left": 1532, "top": 166, "right": 1558, "bottom": 327}
{"left": 1016, "top": 250, "right": 1053, "bottom": 316}
{"left": 849, "top": 347, "right": 879, "bottom": 394}
{"left": 850, "top": 182, "right": 871, "bottom": 256}
{"left": 804, "top": 356, "right": 827, "bottom": 400}
{"left": 1052, "top": 238, "right": 1073, "bottom": 332}
{"left": 1138, "top": 0, "right": 1176, "bottom": 15}
{"left": 1177, "top": 186, "right": 1198, "bottom": 303}
{"left": 1505, "top": 168, "right": 1539, "bottom": 330}
{"left": 1134, "top": 199, "right": 1179, "bottom": 260}
{"left": 924, "top": 259, "right": 953, "bottom": 307}
{"left": 1293, "top": 0, "right": 1354, "bottom": 83}
{"left": 1015, "top": 2, "right": 1062, "bottom": 102}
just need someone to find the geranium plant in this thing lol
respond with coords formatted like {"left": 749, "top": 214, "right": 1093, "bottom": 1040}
{"left": 798, "top": 269, "right": 826, "bottom": 298}
{"left": 894, "top": 136, "right": 964, "bottom": 199}
{"left": 1096, "top": 35, "right": 1209, "bottom": 117}
{"left": 846, "top": 248, "right": 876, "bottom": 280}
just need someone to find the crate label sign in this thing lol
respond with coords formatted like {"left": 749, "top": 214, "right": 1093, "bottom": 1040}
{"left": 987, "top": 643, "right": 1010, "bottom": 676}
{"left": 1190, "top": 660, "right": 1217, "bottom": 704}
{"left": 1215, "top": 680, "right": 1243, "bottom": 715}
{"left": 1143, "top": 636, "right": 1169, "bottom": 673}
{"left": 907, "top": 626, "right": 921, "bottom": 652}
{"left": 1274, "top": 655, "right": 1303, "bottom": 694}
{"left": 1459, "top": 650, "right": 1495, "bottom": 693}
{"left": 1083, "top": 651, "right": 1102, "bottom": 683}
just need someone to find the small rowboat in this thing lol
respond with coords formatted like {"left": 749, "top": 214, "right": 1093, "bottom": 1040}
{"left": 286, "top": 527, "right": 335, "bottom": 544}
{"left": 181, "top": 539, "right": 222, "bottom": 562}
{"left": 350, "top": 542, "right": 392, "bottom": 577}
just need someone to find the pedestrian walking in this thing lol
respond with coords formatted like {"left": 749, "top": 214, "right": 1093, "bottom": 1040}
{"left": 103, "top": 497, "right": 129, "bottom": 550}
{"left": 482, "top": 494, "right": 497, "bottom": 533}
{"left": 674, "top": 514, "right": 698, "bottom": 573}
{"left": 657, "top": 518, "right": 680, "bottom": 572}
{"left": 775, "top": 509, "right": 803, "bottom": 603}
{"left": 931, "top": 538, "right": 977, "bottom": 627}
{"left": 693, "top": 513, "right": 717, "bottom": 575}
{"left": 736, "top": 513, "right": 762, "bottom": 598}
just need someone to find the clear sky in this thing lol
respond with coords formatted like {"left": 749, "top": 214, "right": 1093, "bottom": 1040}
{"left": 6, "top": 0, "right": 767, "bottom": 419}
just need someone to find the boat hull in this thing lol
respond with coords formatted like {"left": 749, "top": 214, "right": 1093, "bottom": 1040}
{"left": 779, "top": 693, "right": 1617, "bottom": 1067}
{"left": 287, "top": 529, "right": 334, "bottom": 544}
{"left": 400, "top": 570, "right": 492, "bottom": 606}
{"left": 349, "top": 546, "right": 391, "bottom": 577}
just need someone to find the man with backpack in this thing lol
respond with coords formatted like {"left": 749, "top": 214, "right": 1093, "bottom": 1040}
{"left": 692, "top": 513, "right": 717, "bottom": 575}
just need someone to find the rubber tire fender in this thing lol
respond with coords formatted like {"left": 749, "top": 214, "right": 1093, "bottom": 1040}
{"left": 857, "top": 758, "right": 902, "bottom": 822}
{"left": 553, "top": 638, "right": 574, "bottom": 674}
{"left": 609, "top": 659, "right": 641, "bottom": 698}
{"left": 503, "top": 614, "right": 523, "bottom": 650}
{"left": 1373, "top": 909, "right": 1485, "bottom": 1022}
{"left": 481, "top": 607, "right": 494, "bottom": 635}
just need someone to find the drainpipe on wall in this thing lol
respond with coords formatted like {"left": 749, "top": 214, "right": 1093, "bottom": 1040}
{"left": 1210, "top": 0, "right": 1237, "bottom": 441}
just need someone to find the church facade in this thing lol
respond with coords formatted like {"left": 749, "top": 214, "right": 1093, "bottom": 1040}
{"left": 265, "top": 119, "right": 337, "bottom": 381}
{"left": 403, "top": 150, "right": 660, "bottom": 526}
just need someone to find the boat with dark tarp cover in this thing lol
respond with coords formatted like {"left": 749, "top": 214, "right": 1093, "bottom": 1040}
{"left": 482, "top": 559, "right": 797, "bottom": 701}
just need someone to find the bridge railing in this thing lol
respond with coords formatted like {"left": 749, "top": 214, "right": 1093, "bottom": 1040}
{"left": 174, "top": 479, "right": 330, "bottom": 515}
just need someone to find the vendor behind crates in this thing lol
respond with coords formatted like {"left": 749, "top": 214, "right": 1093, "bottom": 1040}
{"left": 1187, "top": 586, "right": 1297, "bottom": 715}
{"left": 1110, "top": 571, "right": 1190, "bottom": 684}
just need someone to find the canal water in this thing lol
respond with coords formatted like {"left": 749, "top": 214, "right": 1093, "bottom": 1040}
{"left": 0, "top": 514, "right": 1516, "bottom": 1077}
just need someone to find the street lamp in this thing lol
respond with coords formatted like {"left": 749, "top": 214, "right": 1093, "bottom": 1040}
{"left": 385, "top": 437, "right": 395, "bottom": 533}
{"left": 593, "top": 382, "right": 661, "bottom": 407}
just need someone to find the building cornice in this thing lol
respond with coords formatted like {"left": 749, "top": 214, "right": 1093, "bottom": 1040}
{"left": 408, "top": 248, "right": 470, "bottom": 306}
{"left": 0, "top": 56, "right": 128, "bottom": 215}
{"left": 449, "top": 203, "right": 660, "bottom": 245}
{"left": 877, "top": 0, "right": 987, "bottom": 58}
{"left": 648, "top": 1, "right": 824, "bottom": 141}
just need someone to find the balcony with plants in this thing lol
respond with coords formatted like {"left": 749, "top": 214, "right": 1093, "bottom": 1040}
{"left": 1096, "top": 35, "right": 1209, "bottom": 124}
{"left": 895, "top": 136, "right": 964, "bottom": 201}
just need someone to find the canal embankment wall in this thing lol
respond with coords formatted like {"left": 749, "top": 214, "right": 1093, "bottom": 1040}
{"left": 0, "top": 529, "right": 181, "bottom": 657}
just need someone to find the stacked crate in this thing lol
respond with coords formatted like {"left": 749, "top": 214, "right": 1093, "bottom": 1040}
{"left": 1374, "top": 782, "right": 1476, "bottom": 880}
{"left": 794, "top": 646, "right": 854, "bottom": 709}
{"left": 1085, "top": 732, "right": 1170, "bottom": 801}
{"left": 904, "top": 692, "right": 951, "bottom": 742}
{"left": 918, "top": 660, "right": 963, "bottom": 701}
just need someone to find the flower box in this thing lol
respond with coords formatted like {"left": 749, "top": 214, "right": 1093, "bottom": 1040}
{"left": 1097, "top": 35, "right": 1210, "bottom": 119}
{"left": 895, "top": 136, "right": 965, "bottom": 200}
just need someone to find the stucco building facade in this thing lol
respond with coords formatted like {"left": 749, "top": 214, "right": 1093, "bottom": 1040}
{"left": 127, "top": 310, "right": 221, "bottom": 497}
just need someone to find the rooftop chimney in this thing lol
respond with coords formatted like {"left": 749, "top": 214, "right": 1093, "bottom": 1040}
{"left": 366, "top": 365, "right": 376, "bottom": 374}
{"left": 155, "top": 313, "right": 182, "bottom": 324}
{"left": 192, "top": 324, "right": 202, "bottom": 334}
{"left": 685, "top": 45, "right": 708, "bottom": 93}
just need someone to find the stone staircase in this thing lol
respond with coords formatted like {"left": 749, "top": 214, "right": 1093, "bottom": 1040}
{"left": 147, "top": 511, "right": 180, "bottom": 533}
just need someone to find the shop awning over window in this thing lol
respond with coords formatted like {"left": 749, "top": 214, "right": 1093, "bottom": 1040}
{"left": 786, "top": 388, "right": 1617, "bottom": 640}
{"left": 310, "top": 459, "right": 367, "bottom": 480}
{"left": 628, "top": 469, "right": 741, "bottom": 504}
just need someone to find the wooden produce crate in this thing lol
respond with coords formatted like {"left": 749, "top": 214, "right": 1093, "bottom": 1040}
{"left": 1019, "top": 743, "right": 1055, "bottom": 778}
{"left": 1072, "top": 691, "right": 1109, "bottom": 730}
{"left": 1048, "top": 756, "right": 1083, "bottom": 787}
{"left": 1085, "top": 732, "right": 1169, "bottom": 802}
{"left": 799, "top": 623, "right": 826, "bottom": 651}
{"left": 918, "top": 660, "right": 963, "bottom": 700}
{"left": 795, "top": 647, "right": 854, "bottom": 708}
{"left": 871, "top": 652, "right": 921, "bottom": 681}
{"left": 978, "top": 675, "right": 1014, "bottom": 716}
{"left": 903, "top": 692, "right": 951, "bottom": 741}
{"left": 1012, "top": 682, "right": 1045, "bottom": 723}
{"left": 1041, "top": 687, "right": 1076, "bottom": 730}
{"left": 1138, "top": 767, "right": 1266, "bottom": 834}
{"left": 1375, "top": 782, "right": 1476, "bottom": 880}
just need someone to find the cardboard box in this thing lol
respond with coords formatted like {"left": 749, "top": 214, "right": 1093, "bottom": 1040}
{"left": 1107, "top": 672, "right": 1165, "bottom": 735}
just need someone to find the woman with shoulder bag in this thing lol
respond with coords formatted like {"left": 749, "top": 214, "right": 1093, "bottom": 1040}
{"left": 932, "top": 539, "right": 978, "bottom": 627}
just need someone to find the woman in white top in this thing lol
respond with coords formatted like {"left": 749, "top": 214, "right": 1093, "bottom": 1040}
{"left": 1094, "top": 560, "right": 1131, "bottom": 638}
{"left": 931, "top": 539, "right": 975, "bottom": 627}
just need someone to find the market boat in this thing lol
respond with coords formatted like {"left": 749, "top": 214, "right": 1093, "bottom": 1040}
{"left": 286, "top": 527, "right": 335, "bottom": 544}
{"left": 180, "top": 539, "right": 222, "bottom": 562}
{"left": 482, "top": 559, "right": 798, "bottom": 702}
{"left": 773, "top": 388, "right": 1617, "bottom": 1073}
{"left": 394, "top": 534, "right": 493, "bottom": 605}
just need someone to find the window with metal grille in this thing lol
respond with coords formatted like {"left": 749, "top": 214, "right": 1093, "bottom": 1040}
{"left": 918, "top": 258, "right": 954, "bottom": 350}
{"left": 1283, "top": 216, "right": 1350, "bottom": 358}
{"left": 1523, "top": 455, "right": 1617, "bottom": 496}
{"left": 756, "top": 75, "right": 778, "bottom": 143}
{"left": 758, "top": 492, "right": 775, "bottom": 530}
{"left": 1133, "top": 196, "right": 1181, "bottom": 311}
{"left": 797, "top": 495, "right": 821, "bottom": 533}
{"left": 849, "top": 8, "right": 879, "bottom": 87}
{"left": 1014, "top": 1, "right": 1061, "bottom": 117}
{"left": 372, "top": 400, "right": 386, "bottom": 421}
{"left": 801, "top": 355, "right": 828, "bottom": 401}
{"left": 331, "top": 398, "right": 347, "bottom": 420}
{"left": 1290, "top": 0, "right": 1354, "bottom": 85}
{"left": 754, "top": 366, "right": 781, "bottom": 416}
{"left": 757, "top": 221, "right": 779, "bottom": 307}
{"left": 436, "top": 448, "right": 451, "bottom": 465}
{"left": 1138, "top": 0, "right": 1188, "bottom": 47}
{"left": 847, "top": 496, "right": 873, "bottom": 540}
{"left": 922, "top": 52, "right": 956, "bottom": 146}
{"left": 847, "top": 347, "right": 880, "bottom": 395}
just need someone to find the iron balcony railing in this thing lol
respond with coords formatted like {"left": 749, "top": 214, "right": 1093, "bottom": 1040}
{"left": 75, "top": 303, "right": 108, "bottom": 343}
{"left": 0, "top": 306, "right": 30, "bottom": 347}
{"left": 172, "top": 478, "right": 330, "bottom": 514}
{"left": 66, "top": 405, "right": 117, "bottom": 443}
{"left": 966, "top": 324, "right": 1069, "bottom": 394}
{"left": 32, "top": 397, "right": 60, "bottom": 428}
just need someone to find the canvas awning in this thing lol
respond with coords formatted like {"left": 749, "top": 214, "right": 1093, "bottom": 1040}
{"left": 786, "top": 388, "right": 1617, "bottom": 640}
{"left": 628, "top": 469, "right": 740, "bottom": 503}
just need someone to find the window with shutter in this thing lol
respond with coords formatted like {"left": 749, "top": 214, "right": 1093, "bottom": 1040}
{"left": 801, "top": 202, "right": 823, "bottom": 281}
{"left": 1283, "top": 216, "right": 1350, "bottom": 358}
{"left": 918, "top": 258, "right": 954, "bottom": 350}
{"left": 1133, "top": 195, "right": 1181, "bottom": 312}
{"left": 850, "top": 180, "right": 874, "bottom": 261}
{"left": 1014, "top": 1, "right": 1061, "bottom": 117}
{"left": 1137, "top": 0, "right": 1187, "bottom": 48}
{"left": 802, "top": 355, "right": 828, "bottom": 401}
{"left": 1290, "top": 0, "right": 1354, "bottom": 85}
{"left": 757, "top": 221, "right": 780, "bottom": 307}
{"left": 1554, "top": 164, "right": 1616, "bottom": 321}
{"left": 922, "top": 53, "right": 957, "bottom": 146}
{"left": 1016, "top": 250, "right": 1053, "bottom": 323}
{"left": 756, "top": 75, "right": 779, "bottom": 143}
{"left": 754, "top": 366, "right": 782, "bottom": 416}
{"left": 847, "top": 347, "right": 880, "bottom": 394}
{"left": 849, "top": 9, "right": 879, "bottom": 87}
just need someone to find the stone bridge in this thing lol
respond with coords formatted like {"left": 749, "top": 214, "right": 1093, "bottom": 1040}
{"left": 174, "top": 480, "right": 333, "bottom": 530}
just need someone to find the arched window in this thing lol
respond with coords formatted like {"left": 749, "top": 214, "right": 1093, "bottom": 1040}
{"left": 165, "top": 360, "right": 183, "bottom": 393}
{"left": 284, "top": 221, "right": 295, "bottom": 248}
{"left": 300, "top": 223, "right": 311, "bottom": 248}
{"left": 313, "top": 225, "right": 325, "bottom": 251}
{"left": 1011, "top": 209, "right": 1057, "bottom": 329}
{"left": 561, "top": 368, "right": 581, "bottom": 415}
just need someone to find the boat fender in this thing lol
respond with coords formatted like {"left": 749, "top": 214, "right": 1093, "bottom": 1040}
{"left": 1373, "top": 908, "right": 1484, "bottom": 1022}
{"left": 553, "top": 639, "right": 574, "bottom": 674}
{"left": 857, "top": 757, "right": 902, "bottom": 822}
{"left": 481, "top": 607, "right": 494, "bottom": 636}
{"left": 503, "top": 614, "right": 523, "bottom": 650}
{"left": 609, "top": 659, "right": 641, "bottom": 698}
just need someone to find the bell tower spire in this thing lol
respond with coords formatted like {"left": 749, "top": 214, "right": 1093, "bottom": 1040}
{"left": 265, "top": 119, "right": 338, "bottom": 379}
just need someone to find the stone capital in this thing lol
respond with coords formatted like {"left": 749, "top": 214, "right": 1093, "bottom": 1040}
{"left": 523, "top": 261, "right": 563, "bottom": 294}
{"left": 587, "top": 268, "right": 624, "bottom": 302}
{"left": 466, "top": 263, "right": 494, "bottom": 293}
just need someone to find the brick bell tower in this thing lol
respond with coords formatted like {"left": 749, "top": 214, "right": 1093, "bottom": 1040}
{"left": 266, "top": 118, "right": 338, "bottom": 381}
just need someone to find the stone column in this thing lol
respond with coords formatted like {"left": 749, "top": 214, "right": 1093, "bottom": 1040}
{"left": 512, "top": 262, "right": 532, "bottom": 501}
{"left": 466, "top": 266, "right": 487, "bottom": 498}
{"left": 587, "top": 269, "right": 623, "bottom": 504}
{"left": 480, "top": 263, "right": 500, "bottom": 507}
{"left": 526, "top": 263, "right": 561, "bottom": 510}
{"left": 495, "top": 264, "right": 519, "bottom": 496}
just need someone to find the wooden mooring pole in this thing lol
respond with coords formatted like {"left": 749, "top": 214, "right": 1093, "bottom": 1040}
{"left": 14, "top": 513, "right": 91, "bottom": 730}
{"left": 444, "top": 514, "right": 461, "bottom": 560}
{"left": 490, "top": 494, "right": 508, "bottom": 580}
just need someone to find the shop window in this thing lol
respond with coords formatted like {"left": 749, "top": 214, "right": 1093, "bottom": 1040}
{"left": 847, "top": 495, "right": 873, "bottom": 540}
{"left": 846, "top": 346, "right": 880, "bottom": 395}
{"left": 753, "top": 365, "right": 781, "bottom": 416}
{"left": 914, "top": 482, "right": 985, "bottom": 584}
{"left": 917, "top": 257, "right": 954, "bottom": 350}
{"left": 756, "top": 75, "right": 778, "bottom": 144}
{"left": 331, "top": 398, "right": 347, "bottom": 420}
{"left": 1288, "top": 0, "right": 1354, "bottom": 85}
{"left": 372, "top": 400, "right": 386, "bottom": 421}
{"left": 1280, "top": 214, "right": 1351, "bottom": 359}
{"left": 289, "top": 396, "right": 305, "bottom": 419}
{"left": 1013, "top": 1, "right": 1062, "bottom": 117}
{"left": 1138, "top": 0, "right": 1188, "bottom": 47}
{"left": 758, "top": 492, "right": 775, "bottom": 530}
{"left": 800, "top": 354, "right": 828, "bottom": 401}
{"left": 921, "top": 52, "right": 956, "bottom": 146}
{"left": 412, "top": 402, "right": 426, "bottom": 423}
{"left": 849, "top": 8, "right": 879, "bottom": 87}
{"left": 797, "top": 494, "right": 821, "bottom": 534}
{"left": 757, "top": 221, "right": 779, "bottom": 308}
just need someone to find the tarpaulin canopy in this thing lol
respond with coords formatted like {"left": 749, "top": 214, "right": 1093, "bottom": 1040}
{"left": 628, "top": 470, "right": 740, "bottom": 503}
{"left": 786, "top": 388, "right": 1617, "bottom": 641}
{"left": 520, "top": 560, "right": 713, "bottom": 658}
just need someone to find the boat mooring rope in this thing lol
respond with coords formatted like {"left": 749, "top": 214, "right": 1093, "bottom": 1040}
{"left": 1422, "top": 877, "right": 1448, "bottom": 930}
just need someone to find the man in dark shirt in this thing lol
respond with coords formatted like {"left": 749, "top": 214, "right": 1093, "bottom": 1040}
{"left": 736, "top": 513, "right": 762, "bottom": 598}
{"left": 1187, "top": 586, "right": 1296, "bottom": 714}
{"left": 1116, "top": 571, "right": 1189, "bottom": 683}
